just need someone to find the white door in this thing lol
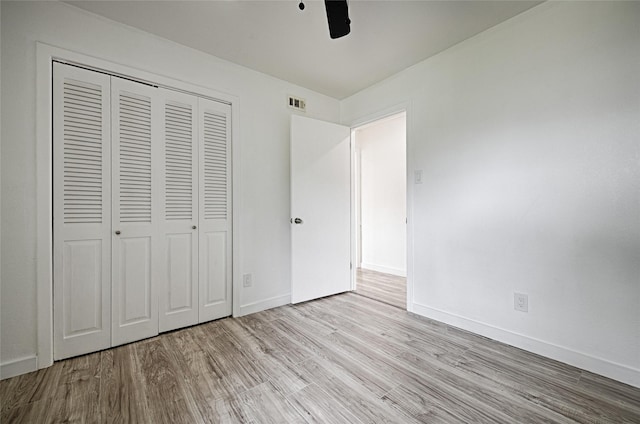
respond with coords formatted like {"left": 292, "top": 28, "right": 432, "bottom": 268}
{"left": 290, "top": 115, "right": 351, "bottom": 303}
{"left": 159, "top": 89, "right": 199, "bottom": 332}
{"left": 198, "top": 98, "right": 232, "bottom": 322}
{"left": 111, "top": 77, "right": 161, "bottom": 346}
{"left": 53, "top": 63, "right": 112, "bottom": 360}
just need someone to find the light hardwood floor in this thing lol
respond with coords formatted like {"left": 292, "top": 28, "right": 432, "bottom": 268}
{"left": 355, "top": 267, "right": 407, "bottom": 309}
{"left": 2, "top": 293, "right": 639, "bottom": 423}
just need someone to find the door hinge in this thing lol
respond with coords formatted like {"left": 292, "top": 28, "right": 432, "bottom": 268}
{"left": 350, "top": 262, "right": 352, "bottom": 270}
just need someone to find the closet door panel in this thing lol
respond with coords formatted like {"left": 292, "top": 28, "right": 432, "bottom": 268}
{"left": 198, "top": 98, "right": 232, "bottom": 322}
{"left": 62, "top": 240, "right": 103, "bottom": 335}
{"left": 53, "top": 63, "right": 112, "bottom": 360}
{"left": 117, "top": 236, "right": 152, "bottom": 324}
{"left": 204, "top": 231, "right": 228, "bottom": 306}
{"left": 166, "top": 234, "right": 194, "bottom": 306}
{"left": 111, "top": 78, "right": 161, "bottom": 346}
{"left": 159, "top": 90, "right": 199, "bottom": 332}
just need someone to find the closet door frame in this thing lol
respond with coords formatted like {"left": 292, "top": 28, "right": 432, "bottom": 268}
{"left": 37, "top": 44, "right": 240, "bottom": 370}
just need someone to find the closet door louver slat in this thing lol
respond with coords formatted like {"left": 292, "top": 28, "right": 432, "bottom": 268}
{"left": 202, "top": 112, "right": 228, "bottom": 221}
{"left": 63, "top": 81, "right": 104, "bottom": 224}
{"left": 165, "top": 102, "right": 194, "bottom": 221}
{"left": 118, "top": 93, "right": 152, "bottom": 223}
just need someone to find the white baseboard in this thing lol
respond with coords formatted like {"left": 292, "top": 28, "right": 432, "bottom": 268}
{"left": 361, "top": 262, "right": 406, "bottom": 277}
{"left": 238, "top": 294, "right": 291, "bottom": 317}
{"left": 1, "top": 355, "right": 38, "bottom": 380}
{"left": 411, "top": 302, "right": 640, "bottom": 389}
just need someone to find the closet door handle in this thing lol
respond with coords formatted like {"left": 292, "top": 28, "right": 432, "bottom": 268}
{"left": 115, "top": 230, "right": 121, "bottom": 235}
{"left": 192, "top": 225, "right": 197, "bottom": 230}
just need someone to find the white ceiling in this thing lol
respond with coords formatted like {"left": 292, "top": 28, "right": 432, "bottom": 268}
{"left": 66, "top": 0, "right": 541, "bottom": 99}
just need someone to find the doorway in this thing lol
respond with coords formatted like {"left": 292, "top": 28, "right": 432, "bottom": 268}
{"left": 353, "top": 112, "right": 407, "bottom": 309}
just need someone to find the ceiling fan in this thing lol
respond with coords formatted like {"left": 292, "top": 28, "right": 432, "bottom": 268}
{"left": 299, "top": 0, "right": 351, "bottom": 39}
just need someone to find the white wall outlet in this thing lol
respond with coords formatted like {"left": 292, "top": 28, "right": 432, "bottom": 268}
{"left": 514, "top": 293, "right": 528, "bottom": 312}
{"left": 414, "top": 170, "right": 423, "bottom": 184}
{"left": 243, "top": 273, "right": 253, "bottom": 288}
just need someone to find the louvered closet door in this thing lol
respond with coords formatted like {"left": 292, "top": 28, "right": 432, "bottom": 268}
{"left": 159, "top": 89, "right": 199, "bottom": 332}
{"left": 53, "top": 63, "right": 112, "bottom": 360}
{"left": 111, "top": 77, "right": 161, "bottom": 346}
{"left": 198, "top": 98, "right": 232, "bottom": 322}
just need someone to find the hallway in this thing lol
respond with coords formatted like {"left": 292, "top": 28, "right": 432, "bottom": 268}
{"left": 355, "top": 267, "right": 406, "bottom": 309}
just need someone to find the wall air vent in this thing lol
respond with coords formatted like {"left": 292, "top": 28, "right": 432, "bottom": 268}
{"left": 288, "top": 95, "right": 306, "bottom": 112}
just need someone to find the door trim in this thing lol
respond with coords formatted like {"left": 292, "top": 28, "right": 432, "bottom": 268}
{"left": 36, "top": 42, "right": 241, "bottom": 369}
{"left": 346, "top": 102, "right": 413, "bottom": 312}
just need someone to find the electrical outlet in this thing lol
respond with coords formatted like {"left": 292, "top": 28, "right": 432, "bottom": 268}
{"left": 514, "top": 293, "right": 528, "bottom": 312}
{"left": 243, "top": 274, "right": 252, "bottom": 288}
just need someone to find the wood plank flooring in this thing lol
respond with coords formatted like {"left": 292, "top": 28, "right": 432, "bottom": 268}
{"left": 355, "top": 267, "right": 406, "bottom": 309}
{"left": 2, "top": 292, "right": 639, "bottom": 423}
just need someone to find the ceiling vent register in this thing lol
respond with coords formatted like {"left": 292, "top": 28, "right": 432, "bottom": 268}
{"left": 288, "top": 95, "right": 306, "bottom": 112}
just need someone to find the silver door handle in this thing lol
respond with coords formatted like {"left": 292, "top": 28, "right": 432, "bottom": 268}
{"left": 291, "top": 218, "right": 303, "bottom": 224}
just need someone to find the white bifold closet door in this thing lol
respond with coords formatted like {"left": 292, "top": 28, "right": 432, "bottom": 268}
{"left": 53, "top": 62, "right": 233, "bottom": 360}
{"left": 159, "top": 89, "right": 199, "bottom": 332}
{"left": 53, "top": 63, "right": 112, "bottom": 360}
{"left": 111, "top": 77, "right": 161, "bottom": 346}
{"left": 198, "top": 98, "right": 232, "bottom": 322}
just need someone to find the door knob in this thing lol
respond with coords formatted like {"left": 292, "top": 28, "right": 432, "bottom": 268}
{"left": 115, "top": 230, "right": 121, "bottom": 235}
{"left": 291, "top": 218, "right": 303, "bottom": 224}
{"left": 192, "top": 225, "right": 197, "bottom": 230}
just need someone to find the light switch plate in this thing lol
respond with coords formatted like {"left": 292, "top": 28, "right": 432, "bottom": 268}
{"left": 414, "top": 170, "right": 423, "bottom": 184}
{"left": 514, "top": 292, "right": 528, "bottom": 312}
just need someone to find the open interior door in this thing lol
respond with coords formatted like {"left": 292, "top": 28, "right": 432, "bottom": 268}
{"left": 291, "top": 115, "right": 351, "bottom": 303}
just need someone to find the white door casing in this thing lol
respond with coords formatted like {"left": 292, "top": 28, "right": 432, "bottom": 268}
{"left": 111, "top": 77, "right": 161, "bottom": 346}
{"left": 159, "top": 89, "right": 199, "bottom": 332}
{"left": 290, "top": 115, "right": 351, "bottom": 304}
{"left": 198, "top": 98, "right": 233, "bottom": 322}
{"left": 53, "top": 63, "right": 112, "bottom": 360}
